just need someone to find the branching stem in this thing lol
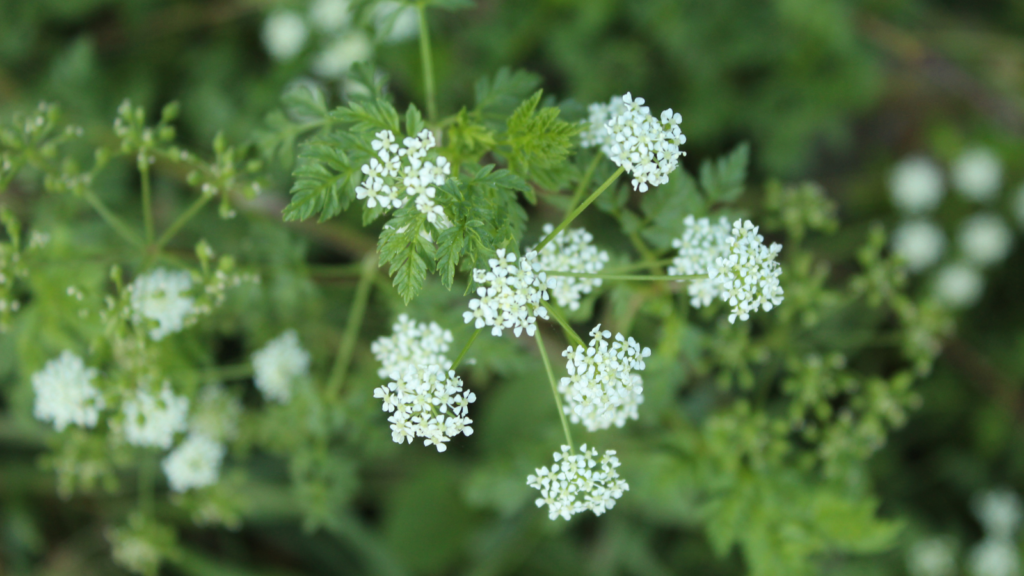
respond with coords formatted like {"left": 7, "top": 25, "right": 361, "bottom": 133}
{"left": 81, "top": 190, "right": 144, "bottom": 248}
{"left": 565, "top": 153, "right": 602, "bottom": 214}
{"left": 543, "top": 271, "right": 702, "bottom": 282}
{"left": 535, "top": 167, "right": 624, "bottom": 253}
{"left": 451, "top": 328, "right": 481, "bottom": 370}
{"left": 155, "top": 193, "right": 214, "bottom": 249}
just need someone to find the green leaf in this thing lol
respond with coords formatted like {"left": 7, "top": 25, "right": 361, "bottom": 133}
{"left": 378, "top": 210, "right": 435, "bottom": 304}
{"left": 640, "top": 169, "right": 705, "bottom": 250}
{"left": 283, "top": 133, "right": 367, "bottom": 222}
{"left": 700, "top": 142, "right": 750, "bottom": 204}
{"left": 473, "top": 68, "right": 541, "bottom": 122}
{"left": 281, "top": 83, "right": 329, "bottom": 121}
{"left": 405, "top": 103, "right": 425, "bottom": 138}
{"left": 331, "top": 98, "right": 401, "bottom": 135}
{"left": 423, "top": 0, "right": 476, "bottom": 9}
{"left": 503, "top": 90, "right": 579, "bottom": 187}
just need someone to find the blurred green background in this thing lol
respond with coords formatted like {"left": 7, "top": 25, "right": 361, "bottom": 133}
{"left": 3, "top": 0, "right": 1024, "bottom": 575}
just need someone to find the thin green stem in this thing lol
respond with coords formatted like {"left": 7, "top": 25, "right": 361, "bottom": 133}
{"left": 155, "top": 193, "right": 214, "bottom": 249}
{"left": 535, "top": 330, "right": 574, "bottom": 452}
{"left": 417, "top": 5, "right": 437, "bottom": 122}
{"left": 606, "top": 257, "right": 677, "bottom": 274}
{"left": 451, "top": 328, "right": 482, "bottom": 370}
{"left": 326, "top": 255, "right": 377, "bottom": 397}
{"left": 140, "top": 151, "right": 154, "bottom": 244}
{"left": 543, "top": 271, "right": 703, "bottom": 282}
{"left": 565, "top": 153, "right": 602, "bottom": 214}
{"left": 81, "top": 190, "right": 145, "bottom": 248}
{"left": 535, "top": 167, "right": 624, "bottom": 253}
{"left": 545, "top": 302, "right": 585, "bottom": 347}
{"left": 627, "top": 230, "right": 662, "bottom": 276}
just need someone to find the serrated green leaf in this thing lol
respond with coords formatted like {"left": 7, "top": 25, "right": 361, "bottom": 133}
{"left": 503, "top": 90, "right": 579, "bottom": 187}
{"left": 331, "top": 98, "right": 401, "bottom": 135}
{"left": 282, "top": 84, "right": 329, "bottom": 121}
{"left": 405, "top": 103, "right": 425, "bottom": 138}
{"left": 378, "top": 210, "right": 435, "bottom": 303}
{"left": 473, "top": 68, "right": 541, "bottom": 122}
{"left": 283, "top": 133, "right": 367, "bottom": 222}
{"left": 700, "top": 142, "right": 750, "bottom": 204}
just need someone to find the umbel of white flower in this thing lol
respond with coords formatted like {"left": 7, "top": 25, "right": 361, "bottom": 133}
{"left": 559, "top": 325, "right": 650, "bottom": 432}
{"left": 161, "top": 433, "right": 226, "bottom": 493}
{"left": 907, "top": 537, "right": 957, "bottom": 576}
{"left": 371, "top": 314, "right": 453, "bottom": 379}
{"left": 252, "top": 330, "right": 311, "bottom": 403}
{"left": 968, "top": 538, "right": 1020, "bottom": 576}
{"left": 959, "top": 213, "right": 1014, "bottom": 268}
{"left": 463, "top": 248, "right": 551, "bottom": 337}
{"left": 952, "top": 147, "right": 1003, "bottom": 203}
{"left": 527, "top": 444, "right": 629, "bottom": 521}
{"left": 355, "top": 129, "right": 452, "bottom": 226}
{"left": 582, "top": 93, "right": 686, "bottom": 193}
{"left": 890, "top": 155, "right": 945, "bottom": 215}
{"left": 262, "top": 10, "right": 309, "bottom": 61}
{"left": 892, "top": 219, "right": 947, "bottom": 273}
{"left": 530, "top": 224, "right": 609, "bottom": 311}
{"left": 373, "top": 366, "right": 476, "bottom": 452}
{"left": 32, "top": 350, "right": 105, "bottom": 432}
{"left": 129, "top": 268, "right": 196, "bottom": 341}
{"left": 974, "top": 490, "right": 1023, "bottom": 541}
{"left": 670, "top": 217, "right": 785, "bottom": 323}
{"left": 933, "top": 262, "right": 984, "bottom": 310}
{"left": 122, "top": 381, "right": 189, "bottom": 449}
{"left": 669, "top": 215, "right": 732, "bottom": 308}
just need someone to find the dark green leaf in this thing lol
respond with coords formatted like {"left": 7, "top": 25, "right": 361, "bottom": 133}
{"left": 700, "top": 142, "right": 750, "bottom": 204}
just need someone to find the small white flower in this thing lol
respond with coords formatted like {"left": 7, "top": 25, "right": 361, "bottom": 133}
{"left": 959, "top": 213, "right": 1013, "bottom": 267}
{"left": 32, "top": 351, "right": 105, "bottom": 432}
{"left": 129, "top": 268, "right": 195, "bottom": 341}
{"left": 933, "top": 262, "right": 984, "bottom": 310}
{"left": 892, "top": 219, "right": 947, "bottom": 273}
{"left": 122, "top": 381, "right": 189, "bottom": 449}
{"left": 527, "top": 444, "right": 629, "bottom": 521}
{"left": 890, "top": 155, "right": 945, "bottom": 214}
{"left": 1014, "top": 184, "right": 1024, "bottom": 230}
{"left": 252, "top": 330, "right": 311, "bottom": 403}
{"left": 669, "top": 215, "right": 733, "bottom": 307}
{"left": 261, "top": 11, "right": 309, "bottom": 61}
{"left": 583, "top": 93, "right": 686, "bottom": 192}
{"left": 355, "top": 129, "right": 451, "bottom": 221}
{"left": 373, "top": 367, "right": 475, "bottom": 452}
{"left": 530, "top": 224, "right": 609, "bottom": 311}
{"left": 968, "top": 538, "right": 1020, "bottom": 576}
{"left": 907, "top": 537, "right": 957, "bottom": 576}
{"left": 462, "top": 249, "right": 550, "bottom": 337}
{"left": 704, "top": 219, "right": 785, "bottom": 323}
{"left": 974, "top": 490, "right": 1023, "bottom": 540}
{"left": 161, "top": 433, "right": 226, "bottom": 493}
{"left": 953, "top": 147, "right": 1003, "bottom": 202}
{"left": 371, "top": 314, "right": 453, "bottom": 379}
{"left": 312, "top": 31, "right": 371, "bottom": 78}
{"left": 559, "top": 325, "right": 650, "bottom": 432}
{"left": 309, "top": 0, "right": 351, "bottom": 31}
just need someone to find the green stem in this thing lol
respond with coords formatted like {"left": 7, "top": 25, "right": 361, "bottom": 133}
{"left": 565, "top": 153, "right": 602, "bottom": 214}
{"left": 326, "top": 255, "right": 376, "bottom": 397}
{"left": 155, "top": 193, "right": 214, "bottom": 249}
{"left": 535, "top": 167, "right": 624, "bottom": 253}
{"left": 543, "top": 271, "right": 703, "bottom": 282}
{"left": 140, "top": 151, "right": 154, "bottom": 244}
{"left": 544, "top": 302, "right": 584, "bottom": 347}
{"left": 627, "top": 230, "right": 662, "bottom": 276}
{"left": 81, "top": 190, "right": 144, "bottom": 248}
{"left": 535, "top": 330, "right": 574, "bottom": 453}
{"left": 450, "top": 328, "right": 481, "bottom": 370}
{"left": 606, "top": 257, "right": 677, "bottom": 274}
{"left": 417, "top": 5, "right": 437, "bottom": 122}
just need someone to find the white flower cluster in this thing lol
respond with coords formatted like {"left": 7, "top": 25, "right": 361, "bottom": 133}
{"left": 32, "top": 351, "right": 105, "bottom": 432}
{"left": 559, "top": 325, "right": 650, "bottom": 432}
{"left": 959, "top": 213, "right": 1014, "bottom": 268}
{"left": 252, "top": 330, "right": 311, "bottom": 404}
{"left": 373, "top": 367, "right": 476, "bottom": 452}
{"left": 582, "top": 93, "right": 686, "bottom": 193}
{"left": 669, "top": 218, "right": 785, "bottom": 323}
{"left": 129, "top": 268, "right": 196, "bottom": 341}
{"left": 953, "top": 147, "right": 1003, "bottom": 202}
{"left": 668, "top": 215, "right": 732, "bottom": 308}
{"left": 122, "top": 381, "right": 189, "bottom": 449}
{"left": 907, "top": 537, "right": 957, "bottom": 576}
{"left": 969, "top": 539, "right": 1019, "bottom": 576}
{"left": 708, "top": 219, "right": 785, "bottom": 323}
{"left": 355, "top": 129, "right": 452, "bottom": 226}
{"left": 530, "top": 224, "right": 609, "bottom": 311}
{"left": 967, "top": 490, "right": 1023, "bottom": 576}
{"left": 161, "top": 433, "right": 226, "bottom": 493}
{"left": 890, "top": 155, "right": 946, "bottom": 214}
{"left": 463, "top": 249, "right": 551, "bottom": 337}
{"left": 527, "top": 444, "right": 629, "bottom": 521}
{"left": 893, "top": 220, "right": 947, "bottom": 273}
{"left": 190, "top": 383, "right": 242, "bottom": 442}
{"left": 370, "top": 314, "right": 453, "bottom": 378}
{"left": 933, "top": 263, "right": 985, "bottom": 310}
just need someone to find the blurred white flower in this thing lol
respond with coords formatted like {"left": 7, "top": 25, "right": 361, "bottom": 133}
{"left": 531, "top": 224, "right": 609, "bottom": 311}
{"left": 974, "top": 490, "right": 1023, "bottom": 540}
{"left": 32, "top": 350, "right": 105, "bottom": 431}
{"left": 252, "top": 330, "right": 311, "bottom": 403}
{"left": 129, "top": 268, "right": 195, "bottom": 341}
{"left": 1014, "top": 184, "right": 1024, "bottom": 229}
{"left": 952, "top": 147, "right": 1003, "bottom": 202}
{"left": 309, "top": 0, "right": 351, "bottom": 32}
{"left": 959, "top": 213, "right": 1013, "bottom": 267}
{"left": 262, "top": 11, "right": 309, "bottom": 61}
{"left": 892, "top": 219, "right": 947, "bottom": 273}
{"left": 374, "top": 1, "right": 419, "bottom": 43}
{"left": 527, "top": 444, "right": 629, "bottom": 521}
{"left": 890, "top": 155, "right": 945, "bottom": 214}
{"left": 122, "top": 381, "right": 189, "bottom": 449}
{"left": 933, "top": 262, "right": 984, "bottom": 310}
{"left": 907, "top": 537, "right": 957, "bottom": 576}
{"left": 312, "top": 31, "right": 371, "bottom": 78}
{"left": 162, "top": 433, "right": 226, "bottom": 493}
{"left": 968, "top": 538, "right": 1020, "bottom": 576}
